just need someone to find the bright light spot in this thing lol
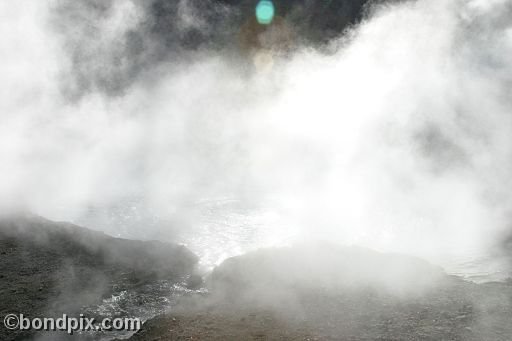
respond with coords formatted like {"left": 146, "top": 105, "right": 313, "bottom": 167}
{"left": 256, "top": 0, "right": 275, "bottom": 25}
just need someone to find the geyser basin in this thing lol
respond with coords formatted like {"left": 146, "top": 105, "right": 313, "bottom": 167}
{"left": 2, "top": 0, "right": 512, "bottom": 339}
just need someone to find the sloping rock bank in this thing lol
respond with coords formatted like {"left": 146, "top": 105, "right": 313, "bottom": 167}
{"left": 0, "top": 213, "right": 198, "bottom": 341}
{"left": 131, "top": 244, "right": 512, "bottom": 341}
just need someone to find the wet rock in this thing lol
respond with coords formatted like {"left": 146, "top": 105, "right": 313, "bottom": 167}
{"left": 208, "top": 243, "right": 446, "bottom": 301}
{"left": 0, "top": 213, "right": 198, "bottom": 341}
{"left": 131, "top": 243, "right": 512, "bottom": 341}
{"left": 186, "top": 274, "right": 204, "bottom": 290}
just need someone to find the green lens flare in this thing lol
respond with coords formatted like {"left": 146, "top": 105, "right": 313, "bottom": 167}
{"left": 256, "top": 0, "right": 275, "bottom": 25}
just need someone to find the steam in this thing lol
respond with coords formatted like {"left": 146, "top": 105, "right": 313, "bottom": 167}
{"left": 1, "top": 0, "right": 512, "bottom": 267}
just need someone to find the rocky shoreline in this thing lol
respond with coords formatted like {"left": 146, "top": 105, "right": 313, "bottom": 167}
{"left": 1, "top": 215, "right": 512, "bottom": 340}
{"left": 130, "top": 245, "right": 512, "bottom": 341}
{"left": 0, "top": 213, "right": 199, "bottom": 341}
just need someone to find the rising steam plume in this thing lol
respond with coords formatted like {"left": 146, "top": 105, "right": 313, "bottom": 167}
{"left": 1, "top": 0, "right": 512, "bottom": 270}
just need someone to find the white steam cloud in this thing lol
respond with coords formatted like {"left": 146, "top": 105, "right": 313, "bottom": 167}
{"left": 1, "top": 0, "right": 512, "bottom": 267}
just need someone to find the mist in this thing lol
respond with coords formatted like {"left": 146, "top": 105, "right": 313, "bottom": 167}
{"left": 1, "top": 0, "right": 512, "bottom": 274}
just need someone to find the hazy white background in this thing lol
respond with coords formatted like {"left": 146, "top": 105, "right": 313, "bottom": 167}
{"left": 1, "top": 0, "right": 512, "bottom": 277}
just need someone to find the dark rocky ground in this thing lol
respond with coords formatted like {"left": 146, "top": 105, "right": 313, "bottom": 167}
{"left": 2, "top": 215, "right": 512, "bottom": 340}
{"left": 0, "top": 213, "right": 198, "bottom": 341}
{"left": 130, "top": 244, "right": 512, "bottom": 341}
